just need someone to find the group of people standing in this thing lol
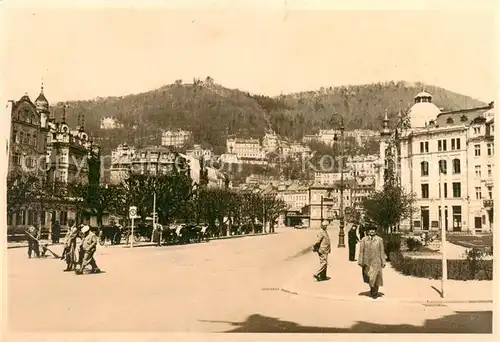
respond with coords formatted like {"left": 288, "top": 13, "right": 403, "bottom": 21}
{"left": 313, "top": 222, "right": 386, "bottom": 299}
{"left": 62, "top": 219, "right": 101, "bottom": 275}
{"left": 25, "top": 219, "right": 101, "bottom": 275}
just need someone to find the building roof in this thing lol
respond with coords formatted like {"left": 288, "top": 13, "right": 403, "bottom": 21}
{"left": 414, "top": 91, "right": 432, "bottom": 99}
{"left": 408, "top": 100, "right": 441, "bottom": 128}
{"left": 34, "top": 85, "right": 49, "bottom": 112}
{"left": 435, "top": 103, "right": 494, "bottom": 127}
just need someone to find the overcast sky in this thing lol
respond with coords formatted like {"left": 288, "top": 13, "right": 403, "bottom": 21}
{"left": 2, "top": 1, "right": 497, "bottom": 103}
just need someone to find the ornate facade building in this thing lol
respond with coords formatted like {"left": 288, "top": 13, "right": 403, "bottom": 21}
{"left": 7, "top": 84, "right": 97, "bottom": 231}
{"left": 378, "top": 91, "right": 494, "bottom": 233}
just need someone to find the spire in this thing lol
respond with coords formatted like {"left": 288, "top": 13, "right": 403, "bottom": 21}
{"left": 80, "top": 113, "right": 85, "bottom": 131}
{"left": 383, "top": 110, "right": 389, "bottom": 129}
{"left": 381, "top": 109, "right": 391, "bottom": 137}
{"left": 62, "top": 105, "right": 67, "bottom": 123}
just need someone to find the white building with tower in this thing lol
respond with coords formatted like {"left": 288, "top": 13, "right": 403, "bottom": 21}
{"left": 378, "top": 91, "right": 494, "bottom": 233}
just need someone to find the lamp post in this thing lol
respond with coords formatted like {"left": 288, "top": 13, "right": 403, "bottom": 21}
{"left": 439, "top": 159, "right": 447, "bottom": 298}
{"left": 332, "top": 113, "right": 346, "bottom": 248}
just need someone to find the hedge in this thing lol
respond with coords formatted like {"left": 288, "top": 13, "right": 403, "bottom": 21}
{"left": 389, "top": 251, "right": 493, "bottom": 281}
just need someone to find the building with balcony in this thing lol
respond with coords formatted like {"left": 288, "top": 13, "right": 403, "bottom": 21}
{"left": 7, "top": 84, "right": 97, "bottom": 232}
{"left": 346, "top": 154, "right": 379, "bottom": 178}
{"left": 378, "top": 91, "right": 494, "bottom": 233}
{"left": 109, "top": 145, "right": 183, "bottom": 184}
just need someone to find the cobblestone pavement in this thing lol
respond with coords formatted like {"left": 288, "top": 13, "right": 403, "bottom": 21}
{"left": 5, "top": 228, "right": 493, "bottom": 334}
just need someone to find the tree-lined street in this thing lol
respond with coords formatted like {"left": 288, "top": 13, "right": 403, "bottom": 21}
{"left": 6, "top": 228, "right": 492, "bottom": 333}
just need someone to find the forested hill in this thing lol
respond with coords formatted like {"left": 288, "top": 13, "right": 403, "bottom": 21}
{"left": 51, "top": 78, "right": 485, "bottom": 154}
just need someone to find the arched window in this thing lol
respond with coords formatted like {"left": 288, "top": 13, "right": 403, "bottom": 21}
{"left": 420, "top": 161, "right": 429, "bottom": 176}
{"left": 439, "top": 160, "right": 447, "bottom": 174}
{"left": 453, "top": 158, "right": 461, "bottom": 174}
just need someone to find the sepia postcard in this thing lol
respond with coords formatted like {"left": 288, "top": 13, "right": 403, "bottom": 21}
{"left": 1, "top": 0, "right": 498, "bottom": 341}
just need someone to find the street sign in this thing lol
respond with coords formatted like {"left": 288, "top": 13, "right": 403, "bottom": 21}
{"left": 129, "top": 206, "right": 137, "bottom": 219}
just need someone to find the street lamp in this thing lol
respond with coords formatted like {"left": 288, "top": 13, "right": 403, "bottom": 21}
{"left": 331, "top": 113, "right": 346, "bottom": 248}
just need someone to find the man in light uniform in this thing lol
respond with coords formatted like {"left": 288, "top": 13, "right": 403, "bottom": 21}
{"left": 312, "top": 223, "right": 331, "bottom": 281}
{"left": 76, "top": 225, "right": 101, "bottom": 275}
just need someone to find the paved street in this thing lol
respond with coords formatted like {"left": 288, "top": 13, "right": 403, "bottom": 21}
{"left": 6, "top": 228, "right": 493, "bottom": 333}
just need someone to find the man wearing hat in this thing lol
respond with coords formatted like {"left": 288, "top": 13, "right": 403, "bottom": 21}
{"left": 312, "top": 223, "right": 331, "bottom": 281}
{"left": 76, "top": 225, "right": 101, "bottom": 275}
{"left": 358, "top": 226, "right": 386, "bottom": 298}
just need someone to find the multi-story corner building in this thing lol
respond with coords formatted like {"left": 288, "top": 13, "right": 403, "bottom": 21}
{"left": 226, "top": 137, "right": 261, "bottom": 158}
{"left": 351, "top": 178, "right": 376, "bottom": 209}
{"left": 161, "top": 129, "right": 192, "bottom": 148}
{"left": 110, "top": 144, "right": 227, "bottom": 188}
{"left": 346, "top": 154, "right": 379, "bottom": 178}
{"left": 379, "top": 91, "right": 495, "bottom": 233}
{"left": 110, "top": 145, "right": 183, "bottom": 184}
{"left": 226, "top": 136, "right": 267, "bottom": 165}
{"left": 8, "top": 91, "right": 49, "bottom": 175}
{"left": 7, "top": 84, "right": 97, "bottom": 230}
{"left": 100, "top": 117, "right": 123, "bottom": 130}
{"left": 46, "top": 111, "right": 94, "bottom": 184}
{"left": 276, "top": 181, "right": 310, "bottom": 211}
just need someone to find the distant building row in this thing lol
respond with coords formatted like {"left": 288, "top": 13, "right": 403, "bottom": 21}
{"left": 303, "top": 129, "right": 379, "bottom": 146}
{"left": 109, "top": 143, "right": 228, "bottom": 188}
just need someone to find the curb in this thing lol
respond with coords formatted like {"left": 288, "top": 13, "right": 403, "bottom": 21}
{"left": 100, "top": 232, "right": 275, "bottom": 248}
{"left": 278, "top": 287, "right": 493, "bottom": 305}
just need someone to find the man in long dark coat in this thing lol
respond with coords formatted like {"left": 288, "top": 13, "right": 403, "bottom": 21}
{"left": 51, "top": 220, "right": 61, "bottom": 244}
{"left": 26, "top": 225, "right": 40, "bottom": 258}
{"left": 358, "top": 227, "right": 386, "bottom": 298}
{"left": 312, "top": 224, "right": 331, "bottom": 281}
{"left": 348, "top": 225, "right": 359, "bottom": 261}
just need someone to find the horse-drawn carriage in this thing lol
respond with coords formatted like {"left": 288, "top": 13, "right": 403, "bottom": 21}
{"left": 98, "top": 222, "right": 153, "bottom": 245}
{"left": 151, "top": 223, "right": 211, "bottom": 245}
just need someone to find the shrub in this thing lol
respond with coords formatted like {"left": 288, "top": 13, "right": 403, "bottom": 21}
{"left": 405, "top": 236, "right": 423, "bottom": 251}
{"left": 381, "top": 233, "right": 402, "bottom": 260}
{"left": 389, "top": 251, "right": 493, "bottom": 280}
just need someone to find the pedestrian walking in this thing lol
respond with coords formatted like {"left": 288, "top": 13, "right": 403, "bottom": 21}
{"left": 62, "top": 219, "right": 80, "bottom": 272}
{"left": 76, "top": 225, "right": 101, "bottom": 275}
{"left": 358, "top": 227, "right": 386, "bottom": 298}
{"left": 348, "top": 225, "right": 359, "bottom": 261}
{"left": 26, "top": 224, "right": 40, "bottom": 258}
{"left": 359, "top": 223, "right": 366, "bottom": 240}
{"left": 51, "top": 220, "right": 61, "bottom": 244}
{"left": 312, "top": 224, "right": 331, "bottom": 281}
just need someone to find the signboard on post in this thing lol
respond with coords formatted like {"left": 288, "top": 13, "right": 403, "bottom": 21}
{"left": 129, "top": 206, "right": 137, "bottom": 248}
{"left": 129, "top": 206, "right": 137, "bottom": 219}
